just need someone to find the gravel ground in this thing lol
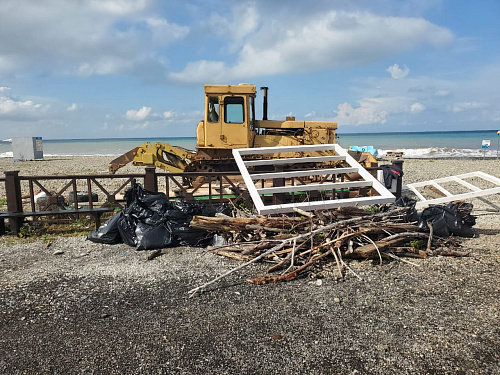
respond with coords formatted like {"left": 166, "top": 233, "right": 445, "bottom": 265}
{"left": 0, "top": 157, "right": 499, "bottom": 374}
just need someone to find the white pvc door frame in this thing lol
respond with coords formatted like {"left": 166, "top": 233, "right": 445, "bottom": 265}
{"left": 233, "top": 143, "right": 395, "bottom": 215}
{"left": 404, "top": 171, "right": 500, "bottom": 209}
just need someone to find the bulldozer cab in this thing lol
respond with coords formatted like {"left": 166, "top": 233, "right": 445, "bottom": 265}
{"left": 202, "top": 84, "right": 256, "bottom": 149}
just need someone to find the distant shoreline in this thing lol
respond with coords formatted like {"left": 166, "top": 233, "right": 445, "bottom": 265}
{"left": 2, "top": 129, "right": 499, "bottom": 143}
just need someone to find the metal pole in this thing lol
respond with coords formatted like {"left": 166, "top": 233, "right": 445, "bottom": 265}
{"left": 260, "top": 86, "right": 268, "bottom": 121}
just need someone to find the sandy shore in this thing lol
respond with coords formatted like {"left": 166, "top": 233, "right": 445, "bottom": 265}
{"left": 1, "top": 154, "right": 499, "bottom": 180}
{"left": 0, "top": 156, "right": 499, "bottom": 374}
{"left": 1, "top": 155, "right": 499, "bottom": 197}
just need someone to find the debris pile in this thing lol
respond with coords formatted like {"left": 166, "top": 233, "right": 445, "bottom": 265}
{"left": 188, "top": 199, "right": 475, "bottom": 293}
{"left": 87, "top": 183, "right": 477, "bottom": 294}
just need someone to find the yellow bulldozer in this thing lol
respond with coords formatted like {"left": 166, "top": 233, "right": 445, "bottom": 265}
{"left": 109, "top": 84, "right": 376, "bottom": 175}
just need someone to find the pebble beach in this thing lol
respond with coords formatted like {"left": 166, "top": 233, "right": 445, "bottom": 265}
{"left": 1, "top": 156, "right": 499, "bottom": 374}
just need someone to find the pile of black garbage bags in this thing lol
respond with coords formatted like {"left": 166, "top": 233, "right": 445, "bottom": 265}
{"left": 392, "top": 196, "right": 476, "bottom": 238}
{"left": 89, "top": 183, "right": 477, "bottom": 251}
{"left": 88, "top": 183, "right": 229, "bottom": 250}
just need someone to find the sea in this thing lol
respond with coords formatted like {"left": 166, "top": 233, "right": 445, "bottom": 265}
{"left": 1, "top": 130, "right": 499, "bottom": 159}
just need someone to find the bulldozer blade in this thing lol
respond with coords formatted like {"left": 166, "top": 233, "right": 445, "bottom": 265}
{"left": 109, "top": 147, "right": 140, "bottom": 174}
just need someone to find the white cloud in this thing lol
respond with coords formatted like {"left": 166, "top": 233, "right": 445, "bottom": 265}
{"left": 126, "top": 106, "right": 151, "bottom": 120}
{"left": 386, "top": 64, "right": 410, "bottom": 79}
{"left": 0, "top": 86, "right": 10, "bottom": 92}
{"left": 89, "top": 0, "right": 148, "bottom": 15}
{"left": 410, "top": 102, "right": 425, "bottom": 113}
{"left": 333, "top": 99, "right": 389, "bottom": 126}
{"left": 434, "top": 89, "right": 451, "bottom": 97}
{"left": 171, "top": 60, "right": 227, "bottom": 82}
{"left": 0, "top": 95, "right": 43, "bottom": 115}
{"left": 67, "top": 103, "right": 78, "bottom": 111}
{"left": 172, "top": 9, "right": 453, "bottom": 82}
{"left": 204, "top": 2, "right": 259, "bottom": 51}
{"left": 0, "top": 0, "right": 187, "bottom": 77}
{"left": 333, "top": 95, "right": 427, "bottom": 126}
{"left": 77, "top": 58, "right": 134, "bottom": 77}
{"left": 451, "top": 101, "right": 486, "bottom": 112}
{"left": 145, "top": 17, "right": 189, "bottom": 44}
{"left": 116, "top": 120, "right": 151, "bottom": 131}
{"left": 163, "top": 110, "right": 175, "bottom": 119}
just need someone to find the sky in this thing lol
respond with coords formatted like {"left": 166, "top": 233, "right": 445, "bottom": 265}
{"left": 0, "top": 0, "right": 499, "bottom": 140}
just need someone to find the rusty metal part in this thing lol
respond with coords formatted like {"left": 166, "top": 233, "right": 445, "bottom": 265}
{"left": 109, "top": 147, "right": 140, "bottom": 174}
{"left": 108, "top": 142, "right": 195, "bottom": 174}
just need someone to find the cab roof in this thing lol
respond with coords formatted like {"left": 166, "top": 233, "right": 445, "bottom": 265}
{"left": 204, "top": 84, "right": 256, "bottom": 96}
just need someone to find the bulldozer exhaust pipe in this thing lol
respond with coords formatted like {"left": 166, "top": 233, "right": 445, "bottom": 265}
{"left": 260, "top": 86, "right": 268, "bottom": 120}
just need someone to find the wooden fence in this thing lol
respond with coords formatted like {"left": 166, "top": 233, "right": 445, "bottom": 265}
{"left": 0, "top": 161, "right": 403, "bottom": 235}
{"left": 0, "top": 167, "right": 246, "bottom": 234}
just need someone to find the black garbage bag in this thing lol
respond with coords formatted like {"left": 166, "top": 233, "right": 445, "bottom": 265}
{"left": 169, "top": 223, "right": 214, "bottom": 247}
{"left": 117, "top": 213, "right": 139, "bottom": 247}
{"left": 89, "top": 182, "right": 228, "bottom": 250}
{"left": 418, "top": 203, "right": 475, "bottom": 238}
{"left": 388, "top": 196, "right": 420, "bottom": 223}
{"left": 135, "top": 222, "right": 175, "bottom": 250}
{"left": 87, "top": 211, "right": 123, "bottom": 244}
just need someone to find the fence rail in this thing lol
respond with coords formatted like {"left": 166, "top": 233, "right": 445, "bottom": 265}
{"left": 0, "top": 161, "right": 403, "bottom": 235}
{"left": 0, "top": 167, "right": 247, "bottom": 234}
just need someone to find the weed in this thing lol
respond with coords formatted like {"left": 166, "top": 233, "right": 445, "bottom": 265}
{"left": 18, "top": 224, "right": 32, "bottom": 238}
{"left": 365, "top": 205, "right": 380, "bottom": 213}
{"left": 234, "top": 199, "right": 255, "bottom": 215}
{"left": 41, "top": 233, "right": 57, "bottom": 243}
{"left": 410, "top": 240, "right": 424, "bottom": 250}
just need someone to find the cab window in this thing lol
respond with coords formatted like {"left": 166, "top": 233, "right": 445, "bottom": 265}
{"left": 224, "top": 96, "right": 244, "bottom": 124}
{"left": 207, "top": 96, "right": 219, "bottom": 123}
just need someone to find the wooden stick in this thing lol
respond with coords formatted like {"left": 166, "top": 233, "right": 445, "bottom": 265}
{"left": 361, "top": 234, "right": 383, "bottom": 267}
{"left": 146, "top": 249, "right": 162, "bottom": 260}
{"left": 330, "top": 245, "right": 344, "bottom": 279}
{"left": 248, "top": 249, "right": 333, "bottom": 284}
{"left": 432, "top": 247, "right": 470, "bottom": 257}
{"left": 188, "top": 207, "right": 411, "bottom": 295}
{"left": 188, "top": 241, "right": 289, "bottom": 296}
{"left": 426, "top": 221, "right": 434, "bottom": 252}
{"left": 282, "top": 238, "right": 297, "bottom": 275}
{"left": 214, "top": 250, "right": 253, "bottom": 262}
{"left": 336, "top": 247, "right": 364, "bottom": 281}
{"left": 245, "top": 224, "right": 286, "bottom": 232}
{"left": 381, "top": 251, "right": 421, "bottom": 267}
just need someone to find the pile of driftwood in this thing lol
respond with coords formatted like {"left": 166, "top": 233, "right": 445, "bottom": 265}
{"left": 188, "top": 205, "right": 468, "bottom": 295}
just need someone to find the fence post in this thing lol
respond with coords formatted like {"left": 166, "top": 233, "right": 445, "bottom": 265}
{"left": 4, "top": 171, "right": 24, "bottom": 233}
{"left": 144, "top": 167, "right": 158, "bottom": 192}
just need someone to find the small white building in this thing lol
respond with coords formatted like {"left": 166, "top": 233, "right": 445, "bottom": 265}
{"left": 12, "top": 137, "right": 44, "bottom": 161}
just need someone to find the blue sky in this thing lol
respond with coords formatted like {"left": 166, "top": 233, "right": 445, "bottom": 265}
{"left": 0, "top": 0, "right": 499, "bottom": 139}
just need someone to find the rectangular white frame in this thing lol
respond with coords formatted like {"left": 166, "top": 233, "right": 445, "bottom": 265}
{"left": 233, "top": 144, "right": 395, "bottom": 215}
{"left": 404, "top": 171, "right": 500, "bottom": 209}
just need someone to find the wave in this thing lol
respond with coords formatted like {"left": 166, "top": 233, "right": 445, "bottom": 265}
{"left": 0, "top": 152, "right": 120, "bottom": 158}
{"left": 378, "top": 147, "right": 499, "bottom": 158}
{"left": 1, "top": 147, "right": 498, "bottom": 159}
